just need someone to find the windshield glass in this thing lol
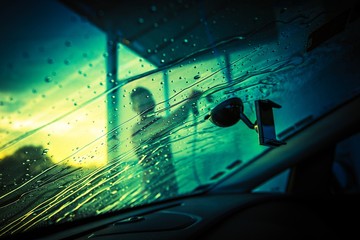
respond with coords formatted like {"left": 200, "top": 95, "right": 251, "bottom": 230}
{"left": 1, "top": 0, "right": 359, "bottom": 237}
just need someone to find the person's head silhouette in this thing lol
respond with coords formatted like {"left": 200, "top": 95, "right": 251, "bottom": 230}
{"left": 130, "top": 87, "right": 156, "bottom": 116}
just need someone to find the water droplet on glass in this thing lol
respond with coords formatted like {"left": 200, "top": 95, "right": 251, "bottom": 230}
{"left": 150, "top": 5, "right": 157, "bottom": 12}
{"left": 42, "top": 149, "right": 49, "bottom": 155}
{"left": 45, "top": 76, "right": 52, "bottom": 83}
{"left": 108, "top": 40, "right": 114, "bottom": 46}
{"left": 194, "top": 74, "right": 201, "bottom": 80}
{"left": 65, "top": 41, "right": 72, "bottom": 47}
{"left": 183, "top": 38, "right": 189, "bottom": 44}
{"left": 280, "top": 7, "right": 288, "bottom": 14}
{"left": 138, "top": 18, "right": 145, "bottom": 24}
{"left": 259, "top": 87, "right": 270, "bottom": 96}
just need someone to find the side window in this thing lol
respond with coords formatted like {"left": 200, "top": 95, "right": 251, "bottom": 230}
{"left": 332, "top": 132, "right": 360, "bottom": 193}
{"left": 252, "top": 169, "right": 290, "bottom": 193}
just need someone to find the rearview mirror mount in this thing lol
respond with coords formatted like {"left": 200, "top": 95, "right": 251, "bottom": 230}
{"left": 206, "top": 97, "right": 286, "bottom": 147}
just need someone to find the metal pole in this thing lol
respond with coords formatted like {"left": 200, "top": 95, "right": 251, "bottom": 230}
{"left": 106, "top": 32, "right": 120, "bottom": 163}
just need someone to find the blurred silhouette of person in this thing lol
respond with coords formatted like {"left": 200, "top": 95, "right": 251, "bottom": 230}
{"left": 130, "top": 87, "right": 202, "bottom": 199}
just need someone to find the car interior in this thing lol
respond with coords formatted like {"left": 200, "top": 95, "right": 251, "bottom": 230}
{"left": 0, "top": 0, "right": 359, "bottom": 239}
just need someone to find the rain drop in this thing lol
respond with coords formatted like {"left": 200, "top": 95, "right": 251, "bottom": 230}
{"left": 42, "top": 149, "right": 49, "bottom": 155}
{"left": 150, "top": 5, "right": 157, "bottom": 12}
{"left": 65, "top": 41, "right": 72, "bottom": 47}
{"left": 280, "top": 7, "right": 288, "bottom": 14}
{"left": 138, "top": 18, "right": 145, "bottom": 24}
{"left": 45, "top": 76, "right": 52, "bottom": 83}
{"left": 259, "top": 87, "right": 270, "bottom": 96}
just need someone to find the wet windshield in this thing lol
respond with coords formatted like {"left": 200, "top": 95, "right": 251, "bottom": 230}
{"left": 0, "top": 0, "right": 359, "bottom": 237}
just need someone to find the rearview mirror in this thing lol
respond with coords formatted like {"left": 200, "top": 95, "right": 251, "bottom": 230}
{"left": 205, "top": 97, "right": 285, "bottom": 147}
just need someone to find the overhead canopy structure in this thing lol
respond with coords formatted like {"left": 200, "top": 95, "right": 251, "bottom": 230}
{"left": 59, "top": 0, "right": 278, "bottom": 67}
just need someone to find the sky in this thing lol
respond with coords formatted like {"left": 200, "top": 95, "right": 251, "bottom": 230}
{"left": 0, "top": 0, "right": 156, "bottom": 167}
